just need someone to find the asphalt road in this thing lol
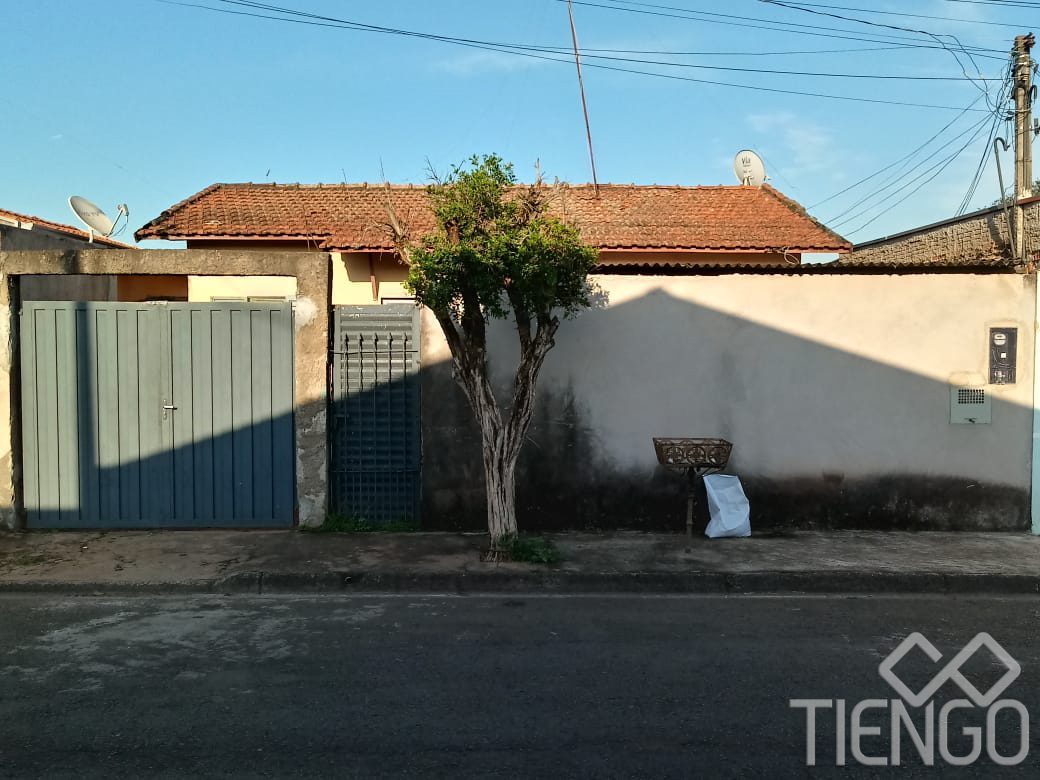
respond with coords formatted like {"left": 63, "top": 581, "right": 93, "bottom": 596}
{"left": 0, "top": 593, "right": 1037, "bottom": 778}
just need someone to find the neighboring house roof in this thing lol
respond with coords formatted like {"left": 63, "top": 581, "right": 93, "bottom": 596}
{"left": 837, "top": 196, "right": 1040, "bottom": 269}
{"left": 134, "top": 182, "right": 851, "bottom": 254}
{"left": 0, "top": 207, "right": 136, "bottom": 249}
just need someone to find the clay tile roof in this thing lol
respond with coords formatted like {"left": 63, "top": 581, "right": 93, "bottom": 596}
{"left": 135, "top": 182, "right": 850, "bottom": 253}
{"left": 0, "top": 207, "right": 136, "bottom": 248}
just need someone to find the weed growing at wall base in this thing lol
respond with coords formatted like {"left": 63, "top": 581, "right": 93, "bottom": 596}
{"left": 303, "top": 514, "right": 419, "bottom": 533}
{"left": 504, "top": 534, "right": 562, "bottom": 565}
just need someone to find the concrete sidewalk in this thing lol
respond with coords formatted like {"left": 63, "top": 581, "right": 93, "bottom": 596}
{"left": 0, "top": 529, "right": 1038, "bottom": 595}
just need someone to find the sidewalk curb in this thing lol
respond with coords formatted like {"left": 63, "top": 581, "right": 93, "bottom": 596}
{"left": 1, "top": 570, "right": 1038, "bottom": 596}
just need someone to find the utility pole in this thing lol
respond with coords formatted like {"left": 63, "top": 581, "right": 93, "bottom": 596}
{"left": 1012, "top": 33, "right": 1034, "bottom": 261}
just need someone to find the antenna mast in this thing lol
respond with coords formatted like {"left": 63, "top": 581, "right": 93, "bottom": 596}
{"left": 567, "top": 0, "right": 599, "bottom": 196}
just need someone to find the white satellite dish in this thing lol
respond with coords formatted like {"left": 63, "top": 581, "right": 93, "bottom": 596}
{"left": 69, "top": 196, "right": 129, "bottom": 242}
{"left": 733, "top": 150, "right": 767, "bottom": 187}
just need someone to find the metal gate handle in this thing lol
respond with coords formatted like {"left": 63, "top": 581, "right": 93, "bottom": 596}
{"left": 162, "top": 400, "right": 177, "bottom": 420}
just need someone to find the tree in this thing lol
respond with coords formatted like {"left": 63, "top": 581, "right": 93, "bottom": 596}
{"left": 992, "top": 178, "right": 1040, "bottom": 207}
{"left": 386, "top": 155, "right": 599, "bottom": 551}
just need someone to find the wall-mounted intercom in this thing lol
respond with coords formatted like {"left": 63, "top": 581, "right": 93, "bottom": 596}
{"left": 950, "top": 386, "right": 991, "bottom": 424}
{"left": 989, "top": 327, "right": 1017, "bottom": 385}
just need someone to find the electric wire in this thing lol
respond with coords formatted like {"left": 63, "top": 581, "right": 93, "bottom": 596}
{"left": 832, "top": 117, "right": 995, "bottom": 234}
{"left": 759, "top": 1, "right": 1028, "bottom": 29}
{"left": 757, "top": 0, "right": 997, "bottom": 111}
{"left": 156, "top": 1, "right": 998, "bottom": 110}
{"left": 826, "top": 113, "right": 993, "bottom": 226}
{"left": 955, "top": 64, "right": 1015, "bottom": 212}
{"left": 571, "top": 0, "right": 1005, "bottom": 54}
{"left": 807, "top": 94, "right": 989, "bottom": 210}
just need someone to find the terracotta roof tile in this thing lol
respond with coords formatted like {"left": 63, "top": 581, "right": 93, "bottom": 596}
{"left": 135, "top": 182, "right": 850, "bottom": 253}
{"left": 0, "top": 207, "right": 135, "bottom": 248}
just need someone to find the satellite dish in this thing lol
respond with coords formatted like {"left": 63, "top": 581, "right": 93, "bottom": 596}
{"left": 69, "top": 196, "right": 129, "bottom": 241}
{"left": 733, "top": 150, "right": 767, "bottom": 187}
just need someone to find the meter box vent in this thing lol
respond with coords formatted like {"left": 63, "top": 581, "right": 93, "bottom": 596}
{"left": 950, "top": 386, "right": 991, "bottom": 424}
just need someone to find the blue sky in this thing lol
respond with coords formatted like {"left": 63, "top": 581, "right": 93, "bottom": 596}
{"left": 3, "top": 1, "right": 1036, "bottom": 251}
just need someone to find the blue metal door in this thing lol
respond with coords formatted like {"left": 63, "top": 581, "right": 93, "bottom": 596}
{"left": 330, "top": 304, "right": 420, "bottom": 525}
{"left": 20, "top": 302, "right": 295, "bottom": 528}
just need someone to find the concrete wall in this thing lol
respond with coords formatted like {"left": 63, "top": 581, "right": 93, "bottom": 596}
{"left": 421, "top": 272, "right": 1036, "bottom": 532}
{"left": 0, "top": 249, "right": 330, "bottom": 530}
{"left": 19, "top": 274, "right": 118, "bottom": 301}
{"left": 0, "top": 224, "right": 111, "bottom": 251}
{"left": 847, "top": 199, "right": 1040, "bottom": 266}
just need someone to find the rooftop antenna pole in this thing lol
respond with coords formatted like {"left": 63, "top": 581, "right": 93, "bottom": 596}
{"left": 567, "top": 0, "right": 599, "bottom": 196}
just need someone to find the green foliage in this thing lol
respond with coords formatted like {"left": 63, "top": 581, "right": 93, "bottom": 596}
{"left": 992, "top": 178, "right": 1040, "bottom": 207}
{"left": 302, "top": 513, "right": 419, "bottom": 533}
{"left": 403, "top": 154, "right": 599, "bottom": 324}
{"left": 504, "top": 534, "right": 562, "bottom": 565}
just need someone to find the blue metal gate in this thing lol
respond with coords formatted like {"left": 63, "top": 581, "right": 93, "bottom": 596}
{"left": 330, "top": 304, "right": 420, "bottom": 525}
{"left": 20, "top": 302, "right": 295, "bottom": 528}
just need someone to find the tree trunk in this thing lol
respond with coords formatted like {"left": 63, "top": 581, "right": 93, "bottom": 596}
{"left": 482, "top": 438, "right": 518, "bottom": 550}
{"left": 446, "top": 315, "right": 558, "bottom": 553}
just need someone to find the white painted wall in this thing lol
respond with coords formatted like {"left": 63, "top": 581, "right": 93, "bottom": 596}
{"left": 423, "top": 272, "right": 1035, "bottom": 492}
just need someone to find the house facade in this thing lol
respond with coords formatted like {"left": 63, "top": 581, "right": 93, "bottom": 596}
{"left": 6, "top": 180, "right": 1037, "bottom": 533}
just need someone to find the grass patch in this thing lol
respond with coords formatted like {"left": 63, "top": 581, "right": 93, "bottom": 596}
{"left": 504, "top": 534, "right": 561, "bottom": 565}
{"left": 302, "top": 513, "right": 419, "bottom": 533}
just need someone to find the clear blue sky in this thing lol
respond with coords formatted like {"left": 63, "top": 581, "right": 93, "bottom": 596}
{"left": 3, "top": 1, "right": 1036, "bottom": 250}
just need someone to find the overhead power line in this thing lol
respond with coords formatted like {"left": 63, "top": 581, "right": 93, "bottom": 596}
{"left": 568, "top": 0, "right": 1005, "bottom": 55}
{"left": 158, "top": 0, "right": 996, "bottom": 111}
{"left": 826, "top": 113, "right": 993, "bottom": 228}
{"left": 764, "top": 1, "right": 1027, "bottom": 29}
{"left": 757, "top": 0, "right": 995, "bottom": 108}
{"left": 808, "top": 94, "right": 989, "bottom": 210}
{"left": 831, "top": 117, "right": 994, "bottom": 235}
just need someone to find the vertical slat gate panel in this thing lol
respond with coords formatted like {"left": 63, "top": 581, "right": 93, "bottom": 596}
{"left": 37, "top": 308, "right": 61, "bottom": 524}
{"left": 96, "top": 308, "right": 121, "bottom": 521}
{"left": 54, "top": 306, "right": 80, "bottom": 524}
{"left": 77, "top": 306, "right": 100, "bottom": 526}
{"left": 270, "top": 306, "right": 295, "bottom": 520}
{"left": 137, "top": 307, "right": 169, "bottom": 524}
{"left": 230, "top": 309, "right": 254, "bottom": 519}
{"left": 19, "top": 306, "right": 40, "bottom": 519}
{"left": 330, "top": 304, "right": 420, "bottom": 525}
{"left": 22, "top": 301, "right": 294, "bottom": 528}
{"left": 210, "top": 308, "right": 236, "bottom": 521}
{"left": 250, "top": 309, "right": 274, "bottom": 520}
{"left": 116, "top": 308, "right": 142, "bottom": 521}
{"left": 170, "top": 307, "right": 196, "bottom": 522}
{"left": 188, "top": 309, "right": 215, "bottom": 522}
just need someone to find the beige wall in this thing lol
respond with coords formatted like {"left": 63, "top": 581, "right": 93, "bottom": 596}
{"left": 332, "top": 252, "right": 411, "bottom": 304}
{"left": 188, "top": 275, "right": 297, "bottom": 301}
{"left": 421, "top": 271, "right": 1036, "bottom": 530}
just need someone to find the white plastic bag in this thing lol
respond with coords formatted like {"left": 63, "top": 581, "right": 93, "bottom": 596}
{"left": 703, "top": 474, "right": 751, "bottom": 538}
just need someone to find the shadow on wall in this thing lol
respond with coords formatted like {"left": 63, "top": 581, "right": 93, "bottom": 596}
{"left": 16, "top": 287, "right": 1034, "bottom": 532}
{"left": 419, "top": 285, "right": 1033, "bottom": 533}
